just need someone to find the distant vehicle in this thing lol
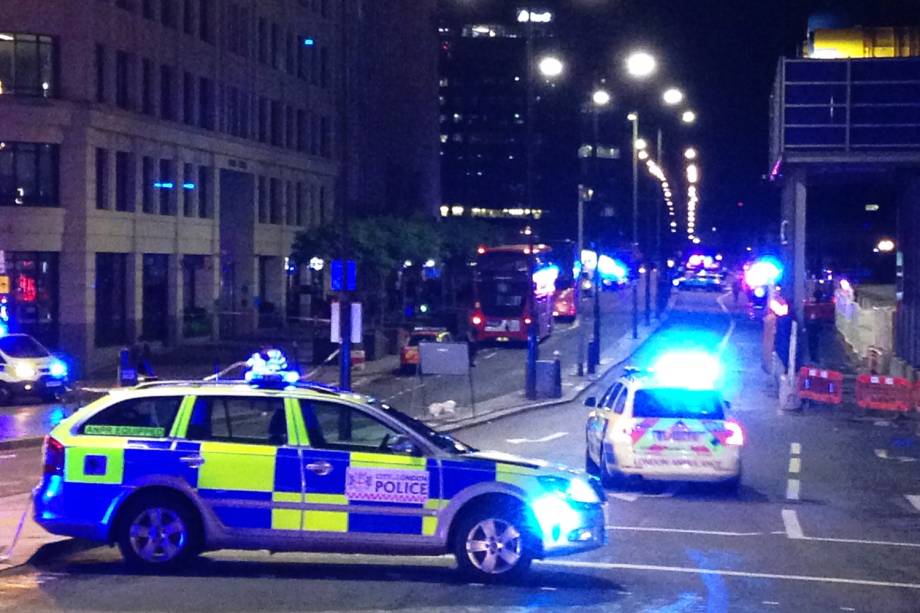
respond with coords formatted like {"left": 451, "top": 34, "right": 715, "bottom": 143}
{"left": 549, "top": 240, "right": 579, "bottom": 320}
{"left": 0, "top": 333, "right": 69, "bottom": 404}
{"left": 470, "top": 245, "right": 557, "bottom": 345}
{"left": 35, "top": 358, "right": 606, "bottom": 580}
{"left": 400, "top": 327, "right": 453, "bottom": 373}
{"left": 674, "top": 270, "right": 724, "bottom": 292}
{"left": 584, "top": 353, "right": 743, "bottom": 492}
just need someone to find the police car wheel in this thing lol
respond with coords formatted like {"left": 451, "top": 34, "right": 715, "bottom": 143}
{"left": 599, "top": 445, "right": 623, "bottom": 489}
{"left": 0, "top": 383, "right": 11, "bottom": 406}
{"left": 117, "top": 496, "right": 199, "bottom": 570}
{"left": 454, "top": 506, "right": 534, "bottom": 581}
{"left": 585, "top": 448, "right": 599, "bottom": 476}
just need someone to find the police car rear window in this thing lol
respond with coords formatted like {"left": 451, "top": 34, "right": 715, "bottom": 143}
{"left": 80, "top": 396, "right": 183, "bottom": 438}
{"left": 633, "top": 389, "right": 725, "bottom": 420}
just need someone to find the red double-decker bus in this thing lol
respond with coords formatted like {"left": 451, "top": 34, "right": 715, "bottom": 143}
{"left": 469, "top": 245, "right": 557, "bottom": 345}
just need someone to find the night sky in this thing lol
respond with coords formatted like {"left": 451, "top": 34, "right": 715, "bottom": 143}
{"left": 440, "top": 0, "right": 920, "bottom": 254}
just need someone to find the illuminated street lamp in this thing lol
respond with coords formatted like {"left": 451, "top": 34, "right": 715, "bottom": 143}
{"left": 684, "top": 147, "right": 697, "bottom": 160}
{"left": 538, "top": 55, "right": 564, "bottom": 78}
{"left": 681, "top": 109, "right": 697, "bottom": 124}
{"left": 877, "top": 238, "right": 896, "bottom": 253}
{"left": 625, "top": 51, "right": 657, "bottom": 79}
{"left": 592, "top": 88, "right": 611, "bottom": 106}
{"left": 634, "top": 137, "right": 648, "bottom": 151}
{"left": 662, "top": 87, "right": 684, "bottom": 105}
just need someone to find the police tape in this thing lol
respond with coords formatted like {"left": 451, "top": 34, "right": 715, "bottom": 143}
{"left": 0, "top": 491, "right": 34, "bottom": 564}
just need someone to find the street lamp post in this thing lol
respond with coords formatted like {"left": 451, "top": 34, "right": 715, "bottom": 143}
{"left": 628, "top": 112, "right": 640, "bottom": 340}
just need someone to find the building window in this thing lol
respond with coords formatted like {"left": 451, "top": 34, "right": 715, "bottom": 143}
{"left": 95, "top": 148, "right": 109, "bottom": 210}
{"left": 161, "top": 0, "right": 177, "bottom": 28}
{"left": 285, "top": 105, "right": 294, "bottom": 149}
{"left": 183, "top": 71, "right": 194, "bottom": 124}
{"left": 115, "top": 151, "right": 134, "bottom": 212}
{"left": 183, "top": 0, "right": 195, "bottom": 35}
{"left": 94, "top": 44, "right": 106, "bottom": 102}
{"left": 0, "top": 33, "right": 56, "bottom": 97}
{"left": 270, "top": 100, "right": 282, "bottom": 146}
{"left": 0, "top": 142, "right": 58, "bottom": 207}
{"left": 115, "top": 50, "right": 133, "bottom": 110}
{"left": 258, "top": 96, "right": 268, "bottom": 142}
{"left": 286, "top": 31, "right": 295, "bottom": 75}
{"left": 310, "top": 43, "right": 319, "bottom": 85}
{"left": 257, "top": 176, "right": 267, "bottom": 223}
{"left": 95, "top": 253, "right": 129, "bottom": 347}
{"left": 160, "top": 64, "right": 174, "bottom": 120}
{"left": 141, "top": 58, "right": 154, "bottom": 115}
{"left": 269, "top": 178, "right": 281, "bottom": 224}
{"left": 198, "top": 76, "right": 213, "bottom": 129}
{"left": 320, "top": 115, "right": 331, "bottom": 158}
{"left": 310, "top": 112, "right": 319, "bottom": 155}
{"left": 319, "top": 185, "right": 326, "bottom": 224}
{"left": 285, "top": 181, "right": 295, "bottom": 225}
{"left": 271, "top": 22, "right": 279, "bottom": 69}
{"left": 158, "top": 158, "right": 174, "bottom": 215}
{"left": 320, "top": 46, "right": 329, "bottom": 88}
{"left": 198, "top": 165, "right": 210, "bottom": 217}
{"left": 296, "top": 182, "right": 304, "bottom": 226}
{"left": 142, "top": 156, "right": 155, "bottom": 213}
{"left": 296, "top": 109, "right": 306, "bottom": 152}
{"left": 182, "top": 162, "right": 195, "bottom": 216}
{"left": 258, "top": 18, "right": 268, "bottom": 64}
{"left": 240, "top": 90, "right": 251, "bottom": 138}
{"left": 198, "top": 0, "right": 211, "bottom": 42}
{"left": 142, "top": 0, "right": 155, "bottom": 20}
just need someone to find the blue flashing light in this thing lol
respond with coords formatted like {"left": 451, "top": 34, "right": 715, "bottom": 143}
{"left": 153, "top": 182, "right": 175, "bottom": 190}
{"left": 245, "top": 349, "right": 300, "bottom": 386}
{"left": 597, "top": 255, "right": 628, "bottom": 281}
{"left": 303, "top": 37, "right": 315, "bottom": 46}
{"left": 182, "top": 182, "right": 196, "bottom": 190}
{"left": 745, "top": 257, "right": 783, "bottom": 288}
{"left": 49, "top": 359, "right": 68, "bottom": 379}
{"left": 0, "top": 320, "right": 7, "bottom": 337}
{"left": 650, "top": 350, "right": 722, "bottom": 390}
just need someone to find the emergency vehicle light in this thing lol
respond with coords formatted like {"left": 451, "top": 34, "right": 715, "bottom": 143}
{"left": 650, "top": 350, "right": 722, "bottom": 390}
{"left": 244, "top": 350, "right": 300, "bottom": 386}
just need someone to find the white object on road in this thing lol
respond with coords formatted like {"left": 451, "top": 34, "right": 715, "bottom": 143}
{"left": 427, "top": 400, "right": 457, "bottom": 418}
{"left": 906, "top": 495, "right": 920, "bottom": 512}
{"left": 506, "top": 432, "right": 568, "bottom": 445}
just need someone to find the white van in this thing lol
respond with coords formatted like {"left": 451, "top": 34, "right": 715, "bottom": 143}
{"left": 0, "top": 333, "right": 68, "bottom": 404}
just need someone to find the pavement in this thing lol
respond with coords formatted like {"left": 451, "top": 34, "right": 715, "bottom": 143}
{"left": 2, "top": 290, "right": 919, "bottom": 611}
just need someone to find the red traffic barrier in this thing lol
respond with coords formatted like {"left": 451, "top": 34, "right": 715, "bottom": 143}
{"left": 855, "top": 374, "right": 913, "bottom": 412}
{"left": 797, "top": 367, "right": 844, "bottom": 405}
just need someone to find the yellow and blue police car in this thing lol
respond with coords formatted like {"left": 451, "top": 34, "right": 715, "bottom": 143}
{"left": 34, "top": 359, "right": 606, "bottom": 581}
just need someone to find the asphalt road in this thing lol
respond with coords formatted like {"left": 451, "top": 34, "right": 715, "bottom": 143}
{"left": 2, "top": 291, "right": 919, "bottom": 612}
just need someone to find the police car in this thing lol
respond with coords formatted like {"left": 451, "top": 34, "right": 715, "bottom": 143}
{"left": 0, "top": 333, "right": 69, "bottom": 404}
{"left": 34, "top": 356, "right": 605, "bottom": 580}
{"left": 584, "top": 352, "right": 743, "bottom": 491}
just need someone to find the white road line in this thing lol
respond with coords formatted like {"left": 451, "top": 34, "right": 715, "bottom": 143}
{"left": 905, "top": 495, "right": 920, "bottom": 512}
{"left": 717, "top": 292, "right": 730, "bottom": 314}
{"left": 482, "top": 351, "right": 498, "bottom": 360}
{"left": 505, "top": 432, "right": 569, "bottom": 445}
{"left": 790, "top": 442, "right": 801, "bottom": 455}
{"left": 762, "top": 602, "right": 781, "bottom": 607}
{"left": 717, "top": 319, "right": 736, "bottom": 356}
{"left": 839, "top": 608, "right": 856, "bottom": 612}
{"left": 607, "top": 526, "right": 763, "bottom": 537}
{"left": 539, "top": 559, "right": 920, "bottom": 590}
{"left": 789, "top": 457, "right": 801, "bottom": 474}
{"left": 874, "top": 449, "right": 889, "bottom": 459}
{"left": 799, "top": 535, "right": 920, "bottom": 549}
{"left": 786, "top": 479, "right": 801, "bottom": 500}
{"left": 609, "top": 492, "right": 640, "bottom": 502}
{"left": 782, "top": 509, "right": 804, "bottom": 540}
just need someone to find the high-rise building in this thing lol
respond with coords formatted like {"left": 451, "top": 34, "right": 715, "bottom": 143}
{"left": 0, "top": 0, "right": 439, "bottom": 370}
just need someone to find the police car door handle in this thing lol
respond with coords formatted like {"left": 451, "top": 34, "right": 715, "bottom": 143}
{"left": 179, "top": 455, "right": 206, "bottom": 469}
{"left": 305, "top": 461, "right": 333, "bottom": 476}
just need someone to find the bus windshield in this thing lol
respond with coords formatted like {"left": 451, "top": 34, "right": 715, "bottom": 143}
{"left": 479, "top": 278, "right": 528, "bottom": 316}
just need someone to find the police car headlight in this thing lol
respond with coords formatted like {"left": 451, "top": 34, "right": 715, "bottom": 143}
{"left": 538, "top": 476, "right": 601, "bottom": 504}
{"left": 15, "top": 363, "right": 37, "bottom": 379}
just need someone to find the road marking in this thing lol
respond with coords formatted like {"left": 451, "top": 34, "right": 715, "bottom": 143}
{"left": 717, "top": 319, "right": 736, "bottom": 356}
{"left": 875, "top": 449, "right": 888, "bottom": 459}
{"left": 906, "top": 495, "right": 920, "bottom": 512}
{"left": 609, "top": 492, "right": 640, "bottom": 502}
{"left": 762, "top": 602, "right": 781, "bottom": 607}
{"left": 874, "top": 448, "right": 918, "bottom": 462}
{"left": 482, "top": 351, "right": 498, "bottom": 360}
{"left": 786, "top": 479, "right": 800, "bottom": 500}
{"left": 540, "top": 559, "right": 920, "bottom": 590}
{"left": 0, "top": 454, "right": 17, "bottom": 460}
{"left": 800, "top": 535, "right": 920, "bottom": 549}
{"left": 782, "top": 509, "right": 804, "bottom": 539}
{"left": 839, "top": 608, "right": 856, "bottom": 612}
{"left": 790, "top": 442, "right": 801, "bottom": 455}
{"left": 540, "top": 586, "right": 557, "bottom": 591}
{"left": 505, "top": 432, "right": 568, "bottom": 445}
{"left": 607, "top": 526, "right": 763, "bottom": 537}
{"left": 717, "top": 292, "right": 730, "bottom": 314}
{"left": 789, "top": 457, "right": 801, "bottom": 474}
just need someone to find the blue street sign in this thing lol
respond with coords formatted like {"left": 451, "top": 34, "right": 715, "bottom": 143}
{"left": 331, "top": 259, "right": 357, "bottom": 291}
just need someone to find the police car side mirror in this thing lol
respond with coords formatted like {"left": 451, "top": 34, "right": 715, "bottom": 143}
{"left": 387, "top": 434, "right": 421, "bottom": 456}
{"left": 584, "top": 396, "right": 597, "bottom": 408}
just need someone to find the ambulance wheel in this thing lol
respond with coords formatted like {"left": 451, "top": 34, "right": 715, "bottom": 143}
{"left": 599, "top": 445, "right": 623, "bottom": 489}
{"left": 0, "top": 383, "right": 11, "bottom": 406}
{"left": 116, "top": 493, "right": 201, "bottom": 571}
{"left": 454, "top": 503, "right": 534, "bottom": 582}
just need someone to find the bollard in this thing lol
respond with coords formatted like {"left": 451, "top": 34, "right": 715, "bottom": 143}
{"left": 587, "top": 339, "right": 599, "bottom": 375}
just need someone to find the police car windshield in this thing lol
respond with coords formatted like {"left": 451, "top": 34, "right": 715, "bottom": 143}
{"left": 633, "top": 388, "right": 725, "bottom": 420}
{"left": 372, "top": 400, "right": 477, "bottom": 455}
{"left": 0, "top": 335, "right": 49, "bottom": 358}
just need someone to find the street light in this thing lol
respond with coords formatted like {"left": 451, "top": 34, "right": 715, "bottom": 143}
{"left": 628, "top": 111, "right": 639, "bottom": 340}
{"left": 634, "top": 137, "right": 648, "bottom": 151}
{"left": 684, "top": 147, "right": 697, "bottom": 160}
{"left": 662, "top": 87, "right": 684, "bottom": 105}
{"left": 638, "top": 150, "right": 649, "bottom": 160}
{"left": 681, "top": 109, "right": 697, "bottom": 124}
{"left": 538, "top": 55, "right": 564, "bottom": 79}
{"left": 877, "top": 238, "right": 896, "bottom": 253}
{"left": 625, "top": 51, "right": 657, "bottom": 78}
